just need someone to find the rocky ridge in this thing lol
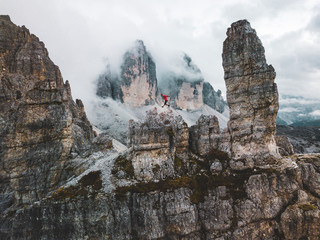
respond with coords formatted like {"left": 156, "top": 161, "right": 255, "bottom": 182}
{"left": 1, "top": 16, "right": 320, "bottom": 240}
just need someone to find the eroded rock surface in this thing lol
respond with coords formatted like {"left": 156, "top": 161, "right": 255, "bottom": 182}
{"left": 189, "top": 114, "right": 221, "bottom": 156}
{"left": 0, "top": 15, "right": 95, "bottom": 213}
{"left": 202, "top": 82, "right": 226, "bottom": 113}
{"left": 222, "top": 19, "right": 280, "bottom": 168}
{"left": 96, "top": 40, "right": 157, "bottom": 107}
{"left": 159, "top": 53, "right": 227, "bottom": 112}
{"left": 127, "top": 108, "right": 189, "bottom": 181}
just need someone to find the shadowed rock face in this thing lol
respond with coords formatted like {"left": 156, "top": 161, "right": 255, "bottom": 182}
{"left": 202, "top": 82, "right": 226, "bottom": 113}
{"left": 222, "top": 19, "right": 280, "bottom": 168}
{"left": 0, "top": 15, "right": 95, "bottom": 207}
{"left": 189, "top": 115, "right": 221, "bottom": 156}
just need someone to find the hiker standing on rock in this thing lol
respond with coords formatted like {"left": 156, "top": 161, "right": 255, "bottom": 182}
{"left": 161, "top": 94, "right": 170, "bottom": 107}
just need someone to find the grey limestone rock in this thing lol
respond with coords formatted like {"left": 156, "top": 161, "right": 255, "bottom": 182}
{"left": 0, "top": 14, "right": 95, "bottom": 218}
{"left": 275, "top": 135, "right": 295, "bottom": 156}
{"left": 96, "top": 40, "right": 157, "bottom": 107}
{"left": 222, "top": 19, "right": 280, "bottom": 168}
{"left": 202, "top": 82, "right": 226, "bottom": 113}
{"left": 189, "top": 114, "right": 221, "bottom": 156}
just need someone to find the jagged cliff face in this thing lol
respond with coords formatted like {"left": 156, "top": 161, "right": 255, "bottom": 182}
{"left": 96, "top": 40, "right": 157, "bottom": 107}
{"left": 97, "top": 48, "right": 227, "bottom": 113}
{"left": 1, "top": 17, "right": 320, "bottom": 240}
{"left": 159, "top": 54, "right": 227, "bottom": 112}
{"left": 222, "top": 20, "right": 280, "bottom": 168}
{"left": 169, "top": 54, "right": 204, "bottom": 110}
{"left": 97, "top": 40, "right": 158, "bottom": 107}
{"left": 202, "top": 82, "right": 226, "bottom": 113}
{"left": 121, "top": 40, "right": 158, "bottom": 107}
{"left": 0, "top": 15, "right": 94, "bottom": 209}
{"left": 4, "top": 109, "right": 320, "bottom": 240}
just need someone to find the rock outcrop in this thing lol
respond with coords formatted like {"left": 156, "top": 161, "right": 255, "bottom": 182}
{"left": 96, "top": 40, "right": 158, "bottom": 107}
{"left": 275, "top": 135, "right": 295, "bottom": 156}
{"left": 3, "top": 108, "right": 320, "bottom": 239}
{"left": 189, "top": 115, "right": 221, "bottom": 156}
{"left": 202, "top": 82, "right": 226, "bottom": 113}
{"left": 222, "top": 20, "right": 280, "bottom": 168}
{"left": 159, "top": 53, "right": 227, "bottom": 112}
{"left": 0, "top": 15, "right": 95, "bottom": 212}
{"left": 1, "top": 17, "right": 320, "bottom": 240}
{"left": 127, "top": 108, "right": 189, "bottom": 181}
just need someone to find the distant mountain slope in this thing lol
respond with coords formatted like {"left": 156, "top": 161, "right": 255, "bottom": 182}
{"left": 277, "top": 95, "right": 320, "bottom": 125}
{"left": 276, "top": 125, "right": 320, "bottom": 153}
{"left": 290, "top": 119, "right": 320, "bottom": 127}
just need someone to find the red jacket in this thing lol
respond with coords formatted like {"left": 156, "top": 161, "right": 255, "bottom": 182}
{"left": 161, "top": 94, "right": 169, "bottom": 101}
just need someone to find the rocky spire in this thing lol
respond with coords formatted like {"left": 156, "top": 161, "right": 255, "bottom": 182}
{"left": 222, "top": 20, "right": 280, "bottom": 168}
{"left": 119, "top": 40, "right": 158, "bottom": 107}
{"left": 0, "top": 15, "right": 95, "bottom": 205}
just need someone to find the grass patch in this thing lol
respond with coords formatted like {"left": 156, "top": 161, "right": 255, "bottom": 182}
{"left": 50, "top": 171, "right": 102, "bottom": 201}
{"left": 152, "top": 164, "right": 160, "bottom": 174}
{"left": 206, "top": 149, "right": 230, "bottom": 162}
{"left": 111, "top": 155, "right": 135, "bottom": 179}
{"left": 298, "top": 203, "right": 317, "bottom": 211}
{"left": 174, "top": 155, "right": 185, "bottom": 172}
{"left": 114, "top": 165, "right": 282, "bottom": 204}
{"left": 115, "top": 172, "right": 250, "bottom": 204}
{"left": 166, "top": 127, "right": 175, "bottom": 137}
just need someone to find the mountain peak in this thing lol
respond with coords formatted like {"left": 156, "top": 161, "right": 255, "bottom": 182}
{"left": 223, "top": 19, "right": 279, "bottom": 168}
{"left": 0, "top": 15, "right": 11, "bottom": 21}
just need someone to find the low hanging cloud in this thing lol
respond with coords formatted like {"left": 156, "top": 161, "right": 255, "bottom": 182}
{"left": 310, "top": 110, "right": 320, "bottom": 116}
{"left": 1, "top": 0, "right": 320, "bottom": 106}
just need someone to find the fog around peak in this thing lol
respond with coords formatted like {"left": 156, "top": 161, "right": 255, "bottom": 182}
{"left": 1, "top": 0, "right": 320, "bottom": 107}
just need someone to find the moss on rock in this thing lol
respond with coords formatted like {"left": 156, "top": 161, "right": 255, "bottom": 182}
{"left": 112, "top": 155, "right": 135, "bottom": 179}
{"left": 298, "top": 203, "right": 317, "bottom": 211}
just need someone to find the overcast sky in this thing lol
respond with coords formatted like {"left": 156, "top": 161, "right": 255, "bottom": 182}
{"left": 1, "top": 0, "right": 320, "bottom": 104}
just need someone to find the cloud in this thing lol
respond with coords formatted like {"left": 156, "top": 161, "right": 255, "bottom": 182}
{"left": 279, "top": 95, "right": 320, "bottom": 105}
{"left": 1, "top": 0, "right": 320, "bottom": 107}
{"left": 279, "top": 107, "right": 300, "bottom": 113}
{"left": 310, "top": 110, "right": 320, "bottom": 116}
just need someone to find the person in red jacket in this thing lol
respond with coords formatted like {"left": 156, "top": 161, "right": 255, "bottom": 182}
{"left": 161, "top": 94, "right": 170, "bottom": 107}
